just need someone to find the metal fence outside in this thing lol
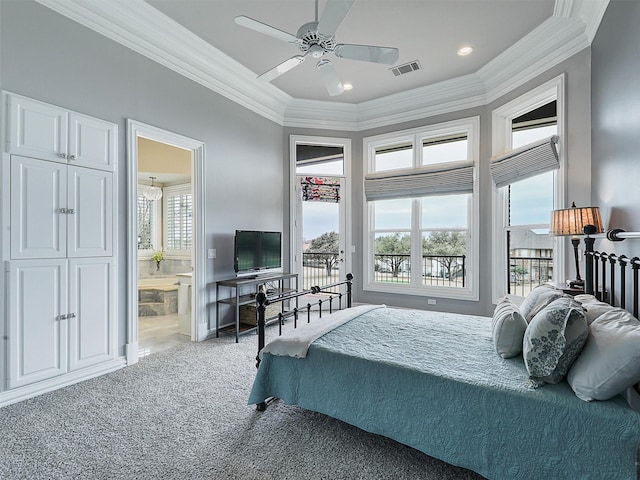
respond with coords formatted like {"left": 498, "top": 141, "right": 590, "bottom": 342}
{"left": 508, "top": 255, "right": 553, "bottom": 297}
{"left": 301, "top": 252, "right": 467, "bottom": 289}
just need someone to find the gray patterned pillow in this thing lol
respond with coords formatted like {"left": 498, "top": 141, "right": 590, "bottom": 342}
{"left": 519, "top": 284, "right": 564, "bottom": 322}
{"left": 523, "top": 297, "right": 588, "bottom": 385}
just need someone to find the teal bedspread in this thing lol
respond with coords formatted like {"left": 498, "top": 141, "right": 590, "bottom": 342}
{"left": 248, "top": 307, "right": 640, "bottom": 479}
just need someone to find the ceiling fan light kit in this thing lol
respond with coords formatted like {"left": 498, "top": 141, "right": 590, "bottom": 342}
{"left": 235, "top": 0, "right": 400, "bottom": 96}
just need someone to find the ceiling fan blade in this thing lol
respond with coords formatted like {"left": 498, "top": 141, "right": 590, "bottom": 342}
{"left": 317, "top": 0, "right": 354, "bottom": 37}
{"left": 317, "top": 60, "right": 344, "bottom": 97}
{"left": 258, "top": 55, "right": 306, "bottom": 82}
{"left": 334, "top": 44, "right": 400, "bottom": 65}
{"left": 235, "top": 15, "right": 298, "bottom": 43}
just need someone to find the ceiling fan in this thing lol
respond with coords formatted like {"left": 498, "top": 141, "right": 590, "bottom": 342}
{"left": 235, "top": 0, "right": 400, "bottom": 96}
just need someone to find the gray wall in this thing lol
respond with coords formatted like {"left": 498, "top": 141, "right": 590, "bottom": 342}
{"left": 286, "top": 49, "right": 592, "bottom": 317}
{"left": 0, "top": 1, "right": 285, "bottom": 352}
{"left": 591, "top": 0, "right": 640, "bottom": 262}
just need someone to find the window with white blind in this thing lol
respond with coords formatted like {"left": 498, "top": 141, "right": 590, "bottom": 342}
{"left": 137, "top": 185, "right": 159, "bottom": 255}
{"left": 363, "top": 117, "right": 479, "bottom": 300}
{"left": 491, "top": 75, "right": 564, "bottom": 301}
{"left": 163, "top": 184, "right": 193, "bottom": 256}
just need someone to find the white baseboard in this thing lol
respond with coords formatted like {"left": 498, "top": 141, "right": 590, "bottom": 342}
{"left": 0, "top": 357, "right": 126, "bottom": 408}
{"left": 126, "top": 341, "right": 139, "bottom": 365}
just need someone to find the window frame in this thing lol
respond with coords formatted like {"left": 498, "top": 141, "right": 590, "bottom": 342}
{"left": 491, "top": 74, "right": 566, "bottom": 303}
{"left": 363, "top": 117, "right": 480, "bottom": 301}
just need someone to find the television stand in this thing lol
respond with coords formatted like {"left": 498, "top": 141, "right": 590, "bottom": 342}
{"left": 215, "top": 272, "right": 298, "bottom": 342}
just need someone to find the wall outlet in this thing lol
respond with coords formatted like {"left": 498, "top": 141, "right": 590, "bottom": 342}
{"left": 427, "top": 299, "right": 437, "bottom": 305}
{"left": 208, "top": 248, "right": 216, "bottom": 259}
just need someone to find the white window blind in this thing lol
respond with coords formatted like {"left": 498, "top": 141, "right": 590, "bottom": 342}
{"left": 364, "top": 161, "right": 474, "bottom": 201}
{"left": 165, "top": 191, "right": 192, "bottom": 251}
{"left": 490, "top": 135, "right": 559, "bottom": 188}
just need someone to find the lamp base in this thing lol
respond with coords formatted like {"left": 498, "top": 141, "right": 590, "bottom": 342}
{"left": 568, "top": 278, "right": 584, "bottom": 289}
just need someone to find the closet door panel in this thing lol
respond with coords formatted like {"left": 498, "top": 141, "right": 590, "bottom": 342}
{"left": 8, "top": 260, "right": 68, "bottom": 389}
{"left": 11, "top": 156, "right": 67, "bottom": 259}
{"left": 67, "top": 166, "right": 113, "bottom": 257}
{"left": 68, "top": 258, "right": 114, "bottom": 371}
{"left": 69, "top": 113, "right": 116, "bottom": 172}
{"left": 7, "top": 94, "right": 68, "bottom": 162}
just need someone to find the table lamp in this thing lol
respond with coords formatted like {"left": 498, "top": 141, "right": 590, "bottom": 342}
{"left": 550, "top": 202, "right": 603, "bottom": 288}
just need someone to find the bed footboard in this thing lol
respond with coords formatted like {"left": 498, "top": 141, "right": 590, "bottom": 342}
{"left": 254, "top": 273, "right": 353, "bottom": 411}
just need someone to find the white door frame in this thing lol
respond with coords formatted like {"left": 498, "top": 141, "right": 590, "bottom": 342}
{"left": 126, "top": 120, "right": 206, "bottom": 365}
{"left": 289, "top": 135, "right": 352, "bottom": 288}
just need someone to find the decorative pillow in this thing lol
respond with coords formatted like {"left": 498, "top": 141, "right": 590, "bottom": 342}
{"left": 519, "top": 284, "right": 565, "bottom": 323}
{"left": 492, "top": 297, "right": 528, "bottom": 358}
{"left": 523, "top": 297, "right": 588, "bottom": 385}
{"left": 581, "top": 301, "right": 616, "bottom": 325}
{"left": 567, "top": 309, "right": 640, "bottom": 401}
{"left": 574, "top": 294, "right": 597, "bottom": 304}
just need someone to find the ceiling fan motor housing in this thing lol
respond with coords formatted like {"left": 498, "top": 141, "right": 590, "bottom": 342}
{"left": 297, "top": 21, "right": 335, "bottom": 58}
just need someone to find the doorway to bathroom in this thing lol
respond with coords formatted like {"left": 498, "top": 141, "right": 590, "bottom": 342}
{"left": 137, "top": 137, "right": 193, "bottom": 357}
{"left": 126, "top": 120, "right": 205, "bottom": 365}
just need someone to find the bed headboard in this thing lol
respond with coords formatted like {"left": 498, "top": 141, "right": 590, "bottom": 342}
{"left": 583, "top": 225, "right": 640, "bottom": 317}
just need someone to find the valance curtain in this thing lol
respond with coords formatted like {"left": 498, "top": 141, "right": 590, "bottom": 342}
{"left": 364, "top": 162, "right": 474, "bottom": 201}
{"left": 490, "top": 135, "right": 559, "bottom": 188}
{"left": 301, "top": 176, "right": 340, "bottom": 203}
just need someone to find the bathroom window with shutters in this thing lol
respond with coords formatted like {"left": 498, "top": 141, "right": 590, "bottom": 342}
{"left": 164, "top": 184, "right": 193, "bottom": 256}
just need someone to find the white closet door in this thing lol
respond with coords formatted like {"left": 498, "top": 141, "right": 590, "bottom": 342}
{"left": 7, "top": 94, "right": 68, "bottom": 162}
{"left": 11, "top": 156, "right": 67, "bottom": 259}
{"left": 67, "top": 166, "right": 113, "bottom": 257}
{"left": 68, "top": 258, "right": 114, "bottom": 371}
{"left": 69, "top": 112, "right": 117, "bottom": 171}
{"left": 8, "top": 259, "right": 68, "bottom": 389}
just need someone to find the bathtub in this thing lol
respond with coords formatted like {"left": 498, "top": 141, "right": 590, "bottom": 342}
{"left": 138, "top": 275, "right": 180, "bottom": 317}
{"left": 138, "top": 275, "right": 191, "bottom": 333}
{"left": 138, "top": 275, "right": 180, "bottom": 288}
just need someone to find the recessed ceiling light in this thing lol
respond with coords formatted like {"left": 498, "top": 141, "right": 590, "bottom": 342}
{"left": 457, "top": 46, "right": 474, "bottom": 56}
{"left": 343, "top": 83, "right": 353, "bottom": 91}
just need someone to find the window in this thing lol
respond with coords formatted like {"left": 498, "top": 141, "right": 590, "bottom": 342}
{"left": 137, "top": 185, "right": 159, "bottom": 254}
{"left": 506, "top": 118, "right": 557, "bottom": 297}
{"left": 164, "top": 184, "right": 192, "bottom": 256}
{"left": 491, "top": 75, "right": 565, "bottom": 301}
{"left": 364, "top": 118, "right": 479, "bottom": 300}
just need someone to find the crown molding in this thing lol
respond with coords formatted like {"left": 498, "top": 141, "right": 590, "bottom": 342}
{"left": 355, "top": 74, "right": 487, "bottom": 131}
{"left": 34, "top": 0, "right": 292, "bottom": 125}
{"left": 574, "top": 0, "right": 610, "bottom": 43}
{"left": 34, "top": 0, "right": 608, "bottom": 132}
{"left": 479, "top": 16, "right": 589, "bottom": 104}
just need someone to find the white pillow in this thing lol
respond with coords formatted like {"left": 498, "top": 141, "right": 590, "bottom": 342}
{"left": 519, "top": 285, "right": 564, "bottom": 323}
{"left": 574, "top": 294, "right": 597, "bottom": 304}
{"left": 492, "top": 297, "right": 528, "bottom": 359}
{"left": 523, "top": 297, "right": 588, "bottom": 385}
{"left": 567, "top": 309, "right": 640, "bottom": 401}
{"left": 574, "top": 294, "right": 615, "bottom": 324}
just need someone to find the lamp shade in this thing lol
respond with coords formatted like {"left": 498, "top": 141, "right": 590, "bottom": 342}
{"left": 550, "top": 202, "right": 603, "bottom": 236}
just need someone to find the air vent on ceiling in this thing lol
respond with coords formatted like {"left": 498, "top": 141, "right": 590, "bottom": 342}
{"left": 390, "top": 60, "right": 421, "bottom": 77}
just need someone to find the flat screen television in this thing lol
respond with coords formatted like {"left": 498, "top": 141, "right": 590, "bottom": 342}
{"left": 234, "top": 230, "right": 282, "bottom": 275}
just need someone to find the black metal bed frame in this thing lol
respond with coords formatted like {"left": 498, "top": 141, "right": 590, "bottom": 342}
{"left": 583, "top": 226, "right": 640, "bottom": 317}
{"left": 254, "top": 273, "right": 353, "bottom": 410}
